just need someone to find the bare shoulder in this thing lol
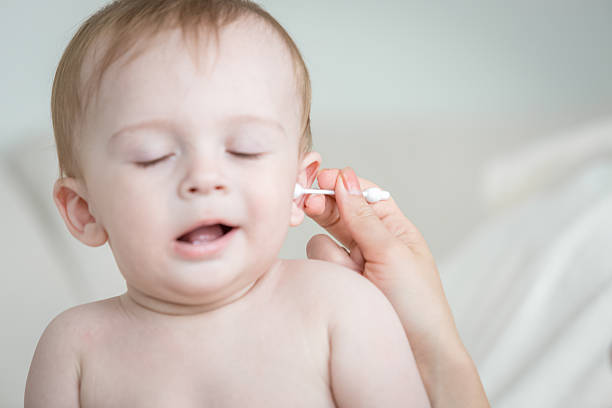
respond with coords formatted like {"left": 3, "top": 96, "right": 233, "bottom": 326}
{"left": 277, "top": 259, "right": 394, "bottom": 317}
{"left": 279, "top": 258, "right": 373, "bottom": 290}
{"left": 31, "top": 297, "right": 123, "bottom": 365}
{"left": 282, "top": 262, "right": 430, "bottom": 406}
{"left": 25, "top": 297, "right": 122, "bottom": 407}
{"left": 34, "top": 297, "right": 122, "bottom": 358}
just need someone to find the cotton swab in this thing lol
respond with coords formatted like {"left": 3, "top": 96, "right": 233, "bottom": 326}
{"left": 293, "top": 184, "right": 390, "bottom": 203}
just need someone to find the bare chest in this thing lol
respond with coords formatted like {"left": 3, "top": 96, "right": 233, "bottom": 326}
{"left": 78, "top": 309, "right": 334, "bottom": 407}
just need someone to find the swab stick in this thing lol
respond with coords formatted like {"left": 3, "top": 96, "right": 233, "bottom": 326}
{"left": 293, "top": 184, "right": 390, "bottom": 203}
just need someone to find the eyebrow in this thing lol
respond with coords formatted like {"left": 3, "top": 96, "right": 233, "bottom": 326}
{"left": 109, "top": 114, "right": 286, "bottom": 144}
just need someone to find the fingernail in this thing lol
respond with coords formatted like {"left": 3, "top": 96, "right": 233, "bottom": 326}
{"left": 341, "top": 167, "right": 362, "bottom": 196}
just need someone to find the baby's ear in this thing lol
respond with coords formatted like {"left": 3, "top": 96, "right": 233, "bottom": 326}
{"left": 53, "top": 177, "right": 108, "bottom": 247}
{"left": 290, "top": 151, "right": 322, "bottom": 227}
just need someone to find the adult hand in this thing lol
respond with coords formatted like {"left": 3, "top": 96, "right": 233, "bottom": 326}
{"left": 304, "top": 167, "right": 489, "bottom": 408}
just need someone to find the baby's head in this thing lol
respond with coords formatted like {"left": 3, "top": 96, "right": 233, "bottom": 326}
{"left": 51, "top": 0, "right": 321, "bottom": 312}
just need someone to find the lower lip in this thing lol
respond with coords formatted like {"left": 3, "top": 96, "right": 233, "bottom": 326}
{"left": 172, "top": 227, "right": 238, "bottom": 260}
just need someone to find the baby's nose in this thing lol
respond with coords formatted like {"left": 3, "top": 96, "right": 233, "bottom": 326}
{"left": 178, "top": 159, "right": 228, "bottom": 198}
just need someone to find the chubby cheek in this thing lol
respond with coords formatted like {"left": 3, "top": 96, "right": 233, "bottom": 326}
{"left": 246, "top": 154, "right": 297, "bottom": 216}
{"left": 104, "top": 198, "right": 165, "bottom": 285}
{"left": 94, "top": 175, "right": 163, "bottom": 250}
{"left": 244, "top": 179, "right": 293, "bottom": 239}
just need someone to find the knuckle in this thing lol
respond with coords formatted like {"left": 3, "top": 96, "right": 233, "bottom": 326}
{"left": 320, "top": 207, "right": 342, "bottom": 229}
{"left": 353, "top": 203, "right": 375, "bottom": 220}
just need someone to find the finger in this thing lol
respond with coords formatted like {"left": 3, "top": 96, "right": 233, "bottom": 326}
{"left": 305, "top": 193, "right": 355, "bottom": 246}
{"left": 316, "top": 168, "right": 401, "bottom": 233}
{"left": 303, "top": 193, "right": 326, "bottom": 216}
{"left": 307, "top": 169, "right": 367, "bottom": 246}
{"left": 317, "top": 168, "right": 431, "bottom": 255}
{"left": 314, "top": 167, "right": 397, "bottom": 251}
{"left": 318, "top": 168, "right": 379, "bottom": 192}
{"left": 348, "top": 244, "right": 365, "bottom": 271}
{"left": 306, "top": 234, "right": 362, "bottom": 272}
{"left": 335, "top": 167, "right": 399, "bottom": 262}
{"left": 315, "top": 168, "right": 340, "bottom": 190}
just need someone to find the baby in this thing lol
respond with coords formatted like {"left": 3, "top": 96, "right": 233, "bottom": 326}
{"left": 25, "top": 1, "right": 429, "bottom": 407}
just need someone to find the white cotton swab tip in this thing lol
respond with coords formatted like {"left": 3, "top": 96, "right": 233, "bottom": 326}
{"left": 293, "top": 184, "right": 390, "bottom": 203}
{"left": 363, "top": 187, "right": 390, "bottom": 202}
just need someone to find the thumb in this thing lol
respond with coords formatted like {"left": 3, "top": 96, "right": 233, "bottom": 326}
{"left": 335, "top": 167, "right": 397, "bottom": 262}
{"left": 306, "top": 234, "right": 362, "bottom": 272}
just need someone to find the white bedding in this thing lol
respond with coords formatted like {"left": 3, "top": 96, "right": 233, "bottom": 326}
{"left": 441, "top": 144, "right": 612, "bottom": 405}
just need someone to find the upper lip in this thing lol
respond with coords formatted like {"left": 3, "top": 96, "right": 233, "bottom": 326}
{"left": 175, "top": 219, "right": 237, "bottom": 240}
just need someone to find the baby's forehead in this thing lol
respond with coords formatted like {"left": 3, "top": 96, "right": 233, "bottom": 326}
{"left": 83, "top": 18, "right": 302, "bottom": 138}
{"left": 80, "top": 20, "right": 301, "bottom": 143}
{"left": 85, "top": 17, "right": 297, "bottom": 100}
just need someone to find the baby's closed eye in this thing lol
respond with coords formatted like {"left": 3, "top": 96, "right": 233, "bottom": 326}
{"left": 227, "top": 151, "right": 264, "bottom": 159}
{"left": 135, "top": 153, "right": 176, "bottom": 167}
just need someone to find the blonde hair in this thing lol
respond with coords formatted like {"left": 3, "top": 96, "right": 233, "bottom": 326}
{"left": 52, "top": 0, "right": 312, "bottom": 179}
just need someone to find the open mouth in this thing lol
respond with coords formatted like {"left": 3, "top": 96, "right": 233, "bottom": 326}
{"left": 176, "top": 223, "right": 235, "bottom": 245}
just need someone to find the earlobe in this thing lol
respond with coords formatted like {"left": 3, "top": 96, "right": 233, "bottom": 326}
{"left": 290, "top": 151, "right": 322, "bottom": 227}
{"left": 53, "top": 178, "right": 108, "bottom": 247}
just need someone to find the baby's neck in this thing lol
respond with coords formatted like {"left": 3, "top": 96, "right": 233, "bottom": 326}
{"left": 120, "top": 260, "right": 282, "bottom": 319}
